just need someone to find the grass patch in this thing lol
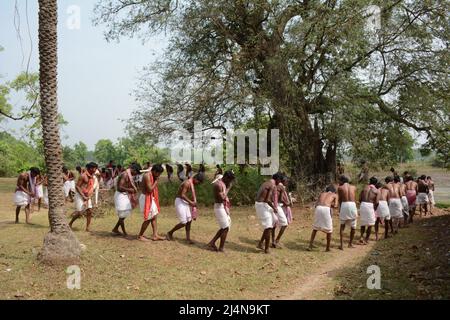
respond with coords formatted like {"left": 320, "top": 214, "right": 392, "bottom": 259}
{"left": 333, "top": 213, "right": 450, "bottom": 300}
{"left": 435, "top": 202, "right": 450, "bottom": 209}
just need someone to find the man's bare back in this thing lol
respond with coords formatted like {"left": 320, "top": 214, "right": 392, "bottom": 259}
{"left": 317, "top": 192, "right": 338, "bottom": 207}
{"left": 360, "top": 185, "right": 378, "bottom": 203}
{"left": 386, "top": 183, "right": 400, "bottom": 199}
{"left": 256, "top": 180, "right": 275, "bottom": 203}
{"left": 16, "top": 172, "right": 32, "bottom": 195}
{"left": 406, "top": 180, "right": 418, "bottom": 191}
{"left": 378, "top": 188, "right": 390, "bottom": 202}
{"left": 417, "top": 180, "right": 428, "bottom": 193}
{"left": 338, "top": 183, "right": 356, "bottom": 203}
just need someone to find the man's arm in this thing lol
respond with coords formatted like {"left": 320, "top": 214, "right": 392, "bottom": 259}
{"left": 75, "top": 175, "right": 88, "bottom": 200}
{"left": 214, "top": 183, "right": 226, "bottom": 202}
{"left": 17, "top": 174, "right": 32, "bottom": 195}
{"left": 266, "top": 186, "right": 277, "bottom": 212}
{"left": 180, "top": 182, "right": 195, "bottom": 206}
{"left": 117, "top": 174, "right": 134, "bottom": 193}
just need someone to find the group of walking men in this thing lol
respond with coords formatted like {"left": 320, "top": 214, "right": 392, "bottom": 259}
{"left": 14, "top": 163, "right": 436, "bottom": 254}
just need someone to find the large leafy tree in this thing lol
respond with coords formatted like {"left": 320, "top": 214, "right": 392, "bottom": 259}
{"left": 37, "top": 0, "right": 81, "bottom": 264}
{"left": 95, "top": 0, "right": 449, "bottom": 184}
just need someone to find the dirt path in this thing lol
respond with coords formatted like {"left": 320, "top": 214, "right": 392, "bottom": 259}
{"left": 278, "top": 241, "right": 375, "bottom": 300}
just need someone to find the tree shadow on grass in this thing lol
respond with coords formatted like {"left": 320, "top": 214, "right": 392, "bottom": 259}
{"left": 25, "top": 223, "right": 48, "bottom": 229}
{"left": 89, "top": 230, "right": 137, "bottom": 241}
{"left": 331, "top": 214, "right": 450, "bottom": 300}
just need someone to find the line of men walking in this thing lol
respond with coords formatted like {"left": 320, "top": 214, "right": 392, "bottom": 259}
{"left": 13, "top": 164, "right": 436, "bottom": 254}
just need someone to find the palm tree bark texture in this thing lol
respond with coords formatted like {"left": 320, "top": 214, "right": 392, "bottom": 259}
{"left": 37, "top": 0, "right": 81, "bottom": 265}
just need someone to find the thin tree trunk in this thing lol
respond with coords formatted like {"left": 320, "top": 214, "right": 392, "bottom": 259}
{"left": 37, "top": 0, "right": 81, "bottom": 265}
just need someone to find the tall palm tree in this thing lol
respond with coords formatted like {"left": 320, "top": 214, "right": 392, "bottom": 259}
{"left": 37, "top": 0, "right": 80, "bottom": 264}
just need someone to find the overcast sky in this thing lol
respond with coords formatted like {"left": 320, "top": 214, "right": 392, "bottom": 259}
{"left": 0, "top": 0, "right": 167, "bottom": 150}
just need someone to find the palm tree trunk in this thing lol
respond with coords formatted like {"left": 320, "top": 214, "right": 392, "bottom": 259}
{"left": 37, "top": 0, "right": 81, "bottom": 265}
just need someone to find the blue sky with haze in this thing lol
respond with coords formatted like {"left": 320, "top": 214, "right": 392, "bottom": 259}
{"left": 0, "top": 0, "right": 167, "bottom": 150}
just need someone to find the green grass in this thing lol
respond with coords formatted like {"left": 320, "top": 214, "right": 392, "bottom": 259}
{"left": 333, "top": 214, "right": 450, "bottom": 300}
{"left": 435, "top": 202, "right": 450, "bottom": 209}
{"left": 0, "top": 184, "right": 336, "bottom": 300}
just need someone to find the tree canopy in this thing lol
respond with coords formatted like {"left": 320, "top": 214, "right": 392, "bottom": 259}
{"left": 95, "top": 0, "right": 449, "bottom": 182}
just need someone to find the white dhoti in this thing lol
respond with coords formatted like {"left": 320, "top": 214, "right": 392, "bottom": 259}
{"left": 401, "top": 196, "right": 409, "bottom": 216}
{"left": 255, "top": 202, "right": 277, "bottom": 229}
{"left": 339, "top": 201, "right": 358, "bottom": 228}
{"left": 214, "top": 203, "right": 231, "bottom": 229}
{"left": 139, "top": 194, "right": 159, "bottom": 221}
{"left": 428, "top": 190, "right": 435, "bottom": 205}
{"left": 312, "top": 206, "right": 332, "bottom": 233}
{"left": 64, "top": 181, "right": 75, "bottom": 197}
{"left": 416, "top": 192, "right": 429, "bottom": 205}
{"left": 74, "top": 192, "right": 92, "bottom": 212}
{"left": 43, "top": 187, "right": 49, "bottom": 206}
{"left": 376, "top": 200, "right": 390, "bottom": 220}
{"left": 14, "top": 191, "right": 30, "bottom": 207}
{"left": 360, "top": 202, "right": 376, "bottom": 227}
{"left": 275, "top": 204, "right": 288, "bottom": 227}
{"left": 114, "top": 191, "right": 132, "bottom": 219}
{"left": 35, "top": 185, "right": 44, "bottom": 199}
{"left": 389, "top": 198, "right": 403, "bottom": 219}
{"left": 93, "top": 176, "right": 99, "bottom": 206}
{"left": 175, "top": 197, "right": 192, "bottom": 224}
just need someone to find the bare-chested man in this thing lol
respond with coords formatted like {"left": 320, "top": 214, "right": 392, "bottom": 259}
{"left": 271, "top": 176, "right": 290, "bottom": 248}
{"left": 207, "top": 170, "right": 236, "bottom": 252}
{"left": 166, "top": 173, "right": 205, "bottom": 243}
{"left": 63, "top": 167, "right": 75, "bottom": 202}
{"left": 417, "top": 175, "right": 429, "bottom": 217}
{"left": 405, "top": 175, "right": 418, "bottom": 223}
{"left": 358, "top": 177, "right": 379, "bottom": 244}
{"left": 255, "top": 173, "right": 284, "bottom": 254}
{"left": 69, "top": 162, "right": 98, "bottom": 232}
{"left": 34, "top": 173, "right": 44, "bottom": 212}
{"left": 374, "top": 182, "right": 391, "bottom": 240}
{"left": 386, "top": 176, "right": 402, "bottom": 234}
{"left": 427, "top": 176, "right": 435, "bottom": 215}
{"left": 337, "top": 175, "right": 358, "bottom": 250}
{"left": 14, "top": 167, "right": 40, "bottom": 224}
{"left": 399, "top": 177, "right": 410, "bottom": 227}
{"left": 308, "top": 185, "right": 338, "bottom": 252}
{"left": 112, "top": 163, "right": 141, "bottom": 237}
{"left": 137, "top": 164, "right": 165, "bottom": 241}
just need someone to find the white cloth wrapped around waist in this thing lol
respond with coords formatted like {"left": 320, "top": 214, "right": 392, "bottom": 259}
{"left": 275, "top": 204, "right": 288, "bottom": 227}
{"left": 35, "top": 185, "right": 44, "bottom": 198}
{"left": 14, "top": 190, "right": 30, "bottom": 206}
{"left": 339, "top": 201, "right": 358, "bottom": 221}
{"left": 401, "top": 196, "right": 409, "bottom": 216}
{"left": 175, "top": 197, "right": 192, "bottom": 224}
{"left": 139, "top": 193, "right": 159, "bottom": 220}
{"left": 359, "top": 202, "right": 376, "bottom": 226}
{"left": 376, "top": 200, "right": 390, "bottom": 220}
{"left": 214, "top": 203, "right": 231, "bottom": 229}
{"left": 416, "top": 192, "right": 429, "bottom": 205}
{"left": 428, "top": 190, "right": 435, "bottom": 205}
{"left": 74, "top": 192, "right": 92, "bottom": 212}
{"left": 389, "top": 198, "right": 403, "bottom": 218}
{"left": 312, "top": 205, "right": 332, "bottom": 233}
{"left": 114, "top": 191, "right": 132, "bottom": 211}
{"left": 64, "top": 181, "right": 76, "bottom": 197}
{"left": 255, "top": 202, "right": 277, "bottom": 229}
